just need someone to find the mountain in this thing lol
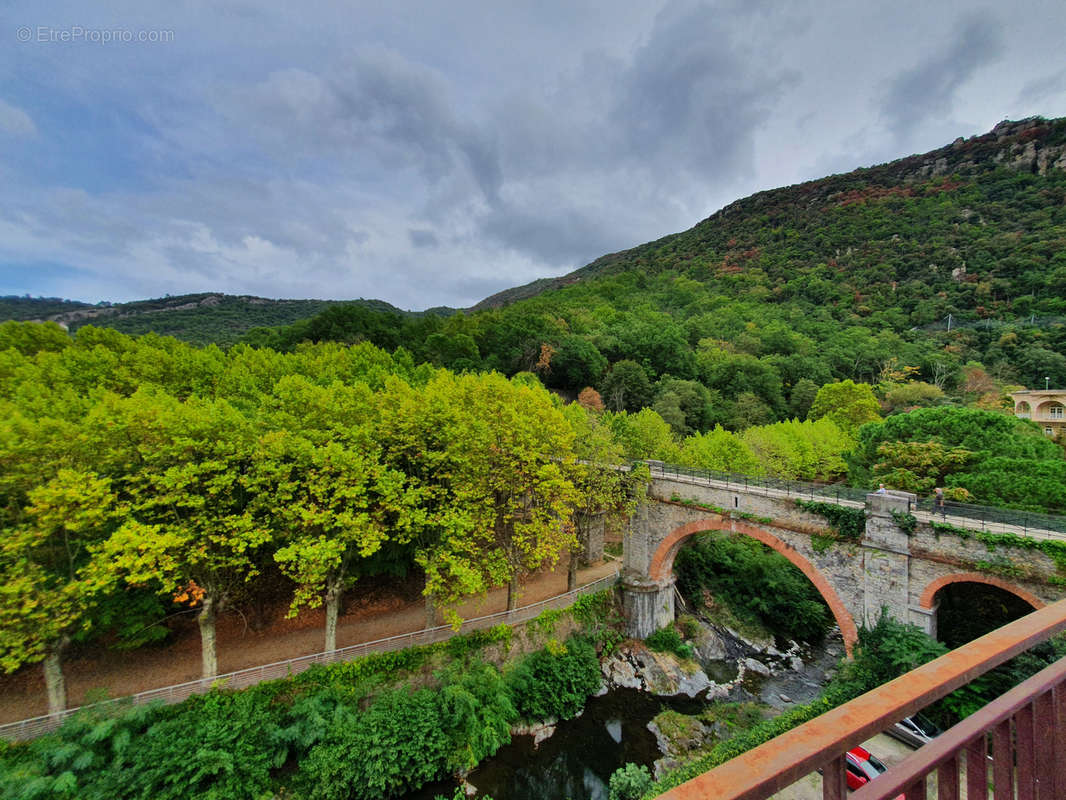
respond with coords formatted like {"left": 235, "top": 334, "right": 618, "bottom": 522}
{"left": 381, "top": 116, "right": 1066, "bottom": 429}
{"left": 0, "top": 293, "right": 443, "bottom": 346}
{"left": 473, "top": 117, "right": 1066, "bottom": 310}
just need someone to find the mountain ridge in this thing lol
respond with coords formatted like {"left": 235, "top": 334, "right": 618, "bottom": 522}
{"left": 472, "top": 116, "right": 1066, "bottom": 310}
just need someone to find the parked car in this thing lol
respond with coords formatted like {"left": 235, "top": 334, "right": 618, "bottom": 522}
{"left": 845, "top": 745, "right": 889, "bottom": 790}
{"left": 885, "top": 713, "right": 942, "bottom": 749}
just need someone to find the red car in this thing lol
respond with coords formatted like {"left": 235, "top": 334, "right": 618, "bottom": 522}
{"left": 845, "top": 746, "right": 903, "bottom": 798}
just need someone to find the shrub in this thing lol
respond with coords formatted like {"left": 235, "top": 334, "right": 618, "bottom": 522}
{"left": 609, "top": 763, "right": 654, "bottom": 800}
{"left": 645, "top": 626, "right": 694, "bottom": 660}
{"left": 505, "top": 636, "right": 602, "bottom": 722}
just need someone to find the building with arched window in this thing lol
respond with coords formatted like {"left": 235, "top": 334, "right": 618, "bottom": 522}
{"left": 1011, "top": 389, "right": 1066, "bottom": 439}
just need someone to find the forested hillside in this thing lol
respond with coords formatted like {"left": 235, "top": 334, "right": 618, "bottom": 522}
{"left": 255, "top": 117, "right": 1066, "bottom": 432}
{"left": 0, "top": 294, "right": 448, "bottom": 347}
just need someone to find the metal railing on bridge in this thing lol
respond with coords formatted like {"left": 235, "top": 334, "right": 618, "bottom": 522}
{"left": 912, "top": 496, "right": 1066, "bottom": 537}
{"left": 656, "top": 598, "right": 1066, "bottom": 800}
{"left": 648, "top": 460, "right": 871, "bottom": 505}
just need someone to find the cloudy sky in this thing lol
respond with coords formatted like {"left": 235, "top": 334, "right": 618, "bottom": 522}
{"left": 2, "top": 1, "right": 1065, "bottom": 310}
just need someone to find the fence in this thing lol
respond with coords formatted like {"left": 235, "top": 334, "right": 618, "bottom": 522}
{"left": 648, "top": 460, "right": 871, "bottom": 505}
{"left": 912, "top": 496, "right": 1066, "bottom": 537}
{"left": 0, "top": 572, "right": 620, "bottom": 743}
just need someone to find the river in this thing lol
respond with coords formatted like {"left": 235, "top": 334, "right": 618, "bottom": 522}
{"left": 403, "top": 625, "right": 843, "bottom": 800}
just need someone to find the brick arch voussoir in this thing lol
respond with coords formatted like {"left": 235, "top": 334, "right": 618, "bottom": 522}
{"left": 648, "top": 516, "right": 858, "bottom": 656}
{"left": 919, "top": 573, "right": 1046, "bottom": 611}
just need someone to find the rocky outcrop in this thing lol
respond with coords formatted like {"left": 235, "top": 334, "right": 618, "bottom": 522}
{"left": 601, "top": 645, "right": 714, "bottom": 698}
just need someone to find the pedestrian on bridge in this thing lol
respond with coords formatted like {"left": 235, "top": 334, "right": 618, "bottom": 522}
{"left": 934, "top": 487, "right": 945, "bottom": 516}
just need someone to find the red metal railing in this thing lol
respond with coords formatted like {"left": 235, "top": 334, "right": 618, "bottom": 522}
{"left": 656, "top": 598, "right": 1066, "bottom": 800}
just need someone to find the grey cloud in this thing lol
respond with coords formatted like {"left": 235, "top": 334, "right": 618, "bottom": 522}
{"left": 236, "top": 49, "right": 501, "bottom": 203}
{"left": 1018, "top": 69, "right": 1066, "bottom": 106}
{"left": 610, "top": 1, "right": 796, "bottom": 180}
{"left": 408, "top": 228, "right": 438, "bottom": 248}
{"left": 881, "top": 13, "right": 1005, "bottom": 140}
{"left": 481, "top": 200, "right": 623, "bottom": 267}
{"left": 476, "top": 0, "right": 797, "bottom": 266}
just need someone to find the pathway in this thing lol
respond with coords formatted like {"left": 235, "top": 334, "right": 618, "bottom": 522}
{"left": 0, "top": 557, "right": 620, "bottom": 725}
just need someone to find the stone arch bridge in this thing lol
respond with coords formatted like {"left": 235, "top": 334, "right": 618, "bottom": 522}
{"left": 620, "top": 470, "right": 1066, "bottom": 653}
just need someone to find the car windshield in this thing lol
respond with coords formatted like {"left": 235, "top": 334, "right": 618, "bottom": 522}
{"left": 856, "top": 759, "right": 883, "bottom": 781}
{"left": 861, "top": 755, "right": 886, "bottom": 772}
{"left": 911, "top": 714, "right": 942, "bottom": 738}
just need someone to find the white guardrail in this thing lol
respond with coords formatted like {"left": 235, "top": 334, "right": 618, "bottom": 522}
{"left": 0, "top": 572, "right": 620, "bottom": 742}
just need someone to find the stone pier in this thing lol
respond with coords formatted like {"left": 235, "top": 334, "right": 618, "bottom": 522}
{"left": 621, "top": 576, "right": 676, "bottom": 639}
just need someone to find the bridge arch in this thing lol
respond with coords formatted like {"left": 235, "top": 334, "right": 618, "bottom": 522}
{"left": 649, "top": 517, "right": 858, "bottom": 655}
{"left": 919, "top": 573, "right": 1045, "bottom": 612}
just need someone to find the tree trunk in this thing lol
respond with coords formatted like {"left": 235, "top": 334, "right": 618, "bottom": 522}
{"left": 507, "top": 574, "right": 519, "bottom": 611}
{"left": 423, "top": 569, "right": 438, "bottom": 629}
{"left": 324, "top": 576, "right": 342, "bottom": 653}
{"left": 43, "top": 640, "right": 68, "bottom": 716}
{"left": 425, "top": 592, "right": 440, "bottom": 628}
{"left": 569, "top": 514, "right": 589, "bottom": 592}
{"left": 198, "top": 594, "right": 218, "bottom": 679}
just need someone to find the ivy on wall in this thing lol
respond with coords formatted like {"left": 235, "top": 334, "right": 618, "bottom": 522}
{"left": 794, "top": 500, "right": 866, "bottom": 541}
{"left": 930, "top": 521, "right": 1066, "bottom": 573}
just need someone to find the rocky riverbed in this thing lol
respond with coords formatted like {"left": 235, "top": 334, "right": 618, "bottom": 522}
{"left": 599, "top": 616, "right": 845, "bottom": 777}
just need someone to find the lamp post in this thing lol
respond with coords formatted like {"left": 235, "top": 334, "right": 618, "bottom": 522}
{"left": 1046, "top": 377, "right": 1051, "bottom": 391}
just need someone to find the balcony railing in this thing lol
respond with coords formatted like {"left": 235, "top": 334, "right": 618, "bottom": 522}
{"left": 655, "top": 598, "right": 1066, "bottom": 800}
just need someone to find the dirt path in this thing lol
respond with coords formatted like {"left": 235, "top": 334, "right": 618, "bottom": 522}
{"left": 0, "top": 557, "right": 620, "bottom": 724}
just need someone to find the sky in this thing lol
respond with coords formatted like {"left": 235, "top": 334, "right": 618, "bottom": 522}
{"left": 1, "top": 1, "right": 1065, "bottom": 310}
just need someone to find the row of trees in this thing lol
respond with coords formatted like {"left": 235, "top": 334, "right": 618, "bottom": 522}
{"left": 0, "top": 323, "right": 644, "bottom": 714}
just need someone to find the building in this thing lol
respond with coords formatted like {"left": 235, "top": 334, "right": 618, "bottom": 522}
{"left": 1011, "top": 388, "right": 1066, "bottom": 438}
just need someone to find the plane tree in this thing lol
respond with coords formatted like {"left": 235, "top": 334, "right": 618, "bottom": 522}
{"left": 0, "top": 469, "right": 122, "bottom": 714}
{"left": 258, "top": 429, "right": 423, "bottom": 653}
{"left": 90, "top": 389, "right": 270, "bottom": 679}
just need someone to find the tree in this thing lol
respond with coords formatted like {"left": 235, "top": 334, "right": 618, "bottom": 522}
{"left": 742, "top": 417, "right": 851, "bottom": 481}
{"left": 562, "top": 404, "right": 649, "bottom": 589}
{"left": 851, "top": 406, "right": 1066, "bottom": 509}
{"left": 455, "top": 373, "right": 581, "bottom": 610}
{"left": 379, "top": 372, "right": 580, "bottom": 619}
{"left": 872, "top": 441, "right": 973, "bottom": 494}
{"left": 603, "top": 408, "right": 678, "bottom": 461}
{"left": 577, "top": 387, "right": 605, "bottom": 412}
{"left": 677, "top": 426, "right": 763, "bottom": 475}
{"left": 599, "top": 360, "right": 654, "bottom": 412}
{"left": 92, "top": 390, "right": 270, "bottom": 678}
{"left": 0, "top": 470, "right": 121, "bottom": 713}
{"left": 654, "top": 377, "right": 715, "bottom": 435}
{"left": 264, "top": 434, "right": 422, "bottom": 652}
{"left": 807, "top": 380, "right": 882, "bottom": 435}
{"left": 880, "top": 381, "right": 944, "bottom": 413}
{"left": 543, "top": 336, "right": 608, "bottom": 390}
{"left": 788, "top": 378, "right": 819, "bottom": 420}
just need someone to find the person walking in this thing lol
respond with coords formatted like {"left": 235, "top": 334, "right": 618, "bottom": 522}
{"left": 934, "top": 486, "right": 945, "bottom": 516}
